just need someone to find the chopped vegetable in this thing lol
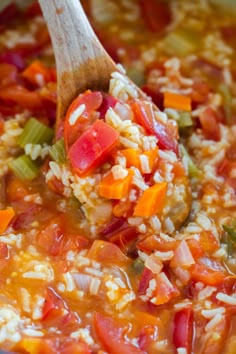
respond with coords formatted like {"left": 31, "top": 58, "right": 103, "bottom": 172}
{"left": 64, "top": 90, "right": 103, "bottom": 149}
{"left": 49, "top": 138, "right": 66, "bottom": 163}
{"left": 162, "top": 29, "right": 200, "bottom": 56}
{"left": 131, "top": 257, "right": 144, "bottom": 274}
{"left": 173, "top": 307, "right": 193, "bottom": 354}
{"left": 222, "top": 220, "right": 236, "bottom": 256}
{"left": 22, "top": 60, "right": 53, "bottom": 86}
{"left": 131, "top": 99, "right": 178, "bottom": 153}
{"left": 170, "top": 240, "right": 195, "bottom": 268}
{"left": 139, "top": 0, "right": 171, "bottom": 33}
{"left": 0, "top": 207, "right": 15, "bottom": 233}
{"left": 17, "top": 118, "right": 54, "bottom": 147}
{"left": 94, "top": 312, "right": 145, "bottom": 354}
{"left": 68, "top": 120, "right": 119, "bottom": 177}
{"left": 164, "top": 91, "right": 191, "bottom": 111}
{"left": 218, "top": 84, "right": 232, "bottom": 125}
{"left": 133, "top": 182, "right": 167, "bottom": 217}
{"left": 9, "top": 155, "right": 39, "bottom": 180}
{"left": 121, "top": 147, "right": 158, "bottom": 173}
{"left": 191, "top": 263, "right": 226, "bottom": 285}
{"left": 178, "top": 111, "right": 193, "bottom": 128}
{"left": 198, "top": 107, "right": 221, "bottom": 141}
{"left": 98, "top": 169, "right": 133, "bottom": 199}
{"left": 151, "top": 272, "right": 180, "bottom": 305}
{"left": 180, "top": 144, "right": 202, "bottom": 178}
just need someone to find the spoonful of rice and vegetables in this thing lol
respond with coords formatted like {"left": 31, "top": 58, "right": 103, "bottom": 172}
{"left": 38, "top": 0, "right": 192, "bottom": 245}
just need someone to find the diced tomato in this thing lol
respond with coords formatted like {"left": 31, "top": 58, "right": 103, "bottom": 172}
{"left": 107, "top": 226, "right": 138, "bottom": 251}
{"left": 173, "top": 307, "right": 193, "bottom": 354}
{"left": 140, "top": 85, "right": 164, "bottom": 110}
{"left": 199, "top": 231, "right": 219, "bottom": 253}
{"left": 191, "top": 263, "right": 226, "bottom": 286}
{"left": 0, "top": 85, "right": 42, "bottom": 111}
{"left": 152, "top": 272, "right": 180, "bottom": 305}
{"left": 131, "top": 99, "right": 178, "bottom": 153}
{"left": 139, "top": 0, "right": 171, "bottom": 33}
{"left": 137, "top": 234, "right": 178, "bottom": 253}
{"left": 0, "top": 243, "right": 9, "bottom": 259}
{"left": 198, "top": 107, "right": 221, "bottom": 141}
{"left": 6, "top": 176, "right": 28, "bottom": 201}
{"left": 64, "top": 90, "right": 103, "bottom": 149}
{"left": 37, "top": 216, "right": 65, "bottom": 256}
{"left": 68, "top": 120, "right": 119, "bottom": 177}
{"left": 138, "top": 325, "right": 156, "bottom": 352}
{"left": 87, "top": 240, "right": 130, "bottom": 265}
{"left": 25, "top": 2, "right": 42, "bottom": 18}
{"left": 60, "top": 339, "right": 92, "bottom": 354}
{"left": 98, "top": 92, "right": 118, "bottom": 119}
{"left": 94, "top": 312, "right": 145, "bottom": 354}
{"left": 138, "top": 267, "right": 154, "bottom": 295}
{"left": 186, "top": 238, "right": 204, "bottom": 259}
{"left": 0, "top": 63, "right": 18, "bottom": 87}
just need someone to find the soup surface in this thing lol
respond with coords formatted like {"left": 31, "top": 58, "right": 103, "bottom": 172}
{"left": 1, "top": 1, "right": 236, "bottom": 353}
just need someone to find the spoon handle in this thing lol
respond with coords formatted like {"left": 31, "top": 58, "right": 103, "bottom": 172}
{"left": 38, "top": 0, "right": 116, "bottom": 120}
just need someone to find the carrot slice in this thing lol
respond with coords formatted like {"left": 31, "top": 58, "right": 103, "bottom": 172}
{"left": 164, "top": 91, "right": 191, "bottom": 111}
{"left": 22, "top": 60, "right": 52, "bottom": 86}
{"left": 99, "top": 169, "right": 133, "bottom": 199}
{"left": 121, "top": 148, "right": 140, "bottom": 168}
{"left": 0, "top": 208, "right": 15, "bottom": 233}
{"left": 134, "top": 182, "right": 167, "bottom": 217}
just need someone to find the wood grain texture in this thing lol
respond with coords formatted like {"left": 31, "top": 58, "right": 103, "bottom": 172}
{"left": 38, "top": 0, "right": 117, "bottom": 120}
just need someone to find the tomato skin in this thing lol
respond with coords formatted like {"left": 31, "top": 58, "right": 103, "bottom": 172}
{"left": 173, "top": 307, "right": 193, "bottom": 354}
{"left": 191, "top": 263, "right": 226, "bottom": 286}
{"left": 94, "top": 312, "right": 145, "bottom": 354}
{"left": 64, "top": 90, "right": 103, "bottom": 149}
{"left": 199, "top": 107, "right": 221, "bottom": 141}
{"left": 139, "top": 0, "right": 171, "bottom": 33}
{"left": 68, "top": 119, "right": 119, "bottom": 177}
{"left": 131, "top": 99, "right": 178, "bottom": 154}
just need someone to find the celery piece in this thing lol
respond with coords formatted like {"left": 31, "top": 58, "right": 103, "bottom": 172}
{"left": 131, "top": 258, "right": 144, "bottom": 274}
{"left": 178, "top": 112, "right": 193, "bottom": 128}
{"left": 17, "top": 118, "right": 54, "bottom": 148}
{"left": 49, "top": 138, "right": 66, "bottom": 164}
{"left": 163, "top": 29, "right": 200, "bottom": 57}
{"left": 126, "top": 66, "right": 145, "bottom": 87}
{"left": 218, "top": 84, "right": 232, "bottom": 125}
{"left": 9, "top": 155, "right": 39, "bottom": 180}
{"left": 180, "top": 144, "right": 202, "bottom": 179}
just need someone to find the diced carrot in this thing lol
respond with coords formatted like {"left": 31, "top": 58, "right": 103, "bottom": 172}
{"left": 22, "top": 60, "right": 52, "bottom": 86}
{"left": 0, "top": 208, "right": 15, "bottom": 233}
{"left": 134, "top": 182, "right": 167, "bottom": 217}
{"left": 98, "top": 169, "right": 133, "bottom": 200}
{"left": 164, "top": 91, "right": 191, "bottom": 111}
{"left": 19, "top": 338, "right": 56, "bottom": 354}
{"left": 121, "top": 148, "right": 140, "bottom": 168}
{"left": 142, "top": 147, "right": 158, "bottom": 172}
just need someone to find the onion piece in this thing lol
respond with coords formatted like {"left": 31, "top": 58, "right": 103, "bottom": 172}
{"left": 72, "top": 273, "right": 93, "bottom": 292}
{"left": 170, "top": 240, "right": 195, "bottom": 268}
{"left": 145, "top": 254, "right": 163, "bottom": 275}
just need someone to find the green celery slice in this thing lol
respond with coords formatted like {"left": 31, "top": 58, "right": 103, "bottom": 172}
{"left": 180, "top": 144, "right": 202, "bottom": 179}
{"left": 49, "top": 138, "right": 66, "bottom": 164}
{"left": 178, "top": 112, "right": 193, "bottom": 128}
{"left": 17, "top": 118, "right": 54, "bottom": 148}
{"left": 9, "top": 155, "right": 39, "bottom": 180}
{"left": 163, "top": 29, "right": 200, "bottom": 56}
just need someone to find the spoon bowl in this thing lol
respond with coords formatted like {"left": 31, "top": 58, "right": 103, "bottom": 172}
{"left": 38, "top": 0, "right": 141, "bottom": 121}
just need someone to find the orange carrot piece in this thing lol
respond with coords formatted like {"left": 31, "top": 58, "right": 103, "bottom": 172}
{"left": 121, "top": 148, "right": 140, "bottom": 169}
{"left": 142, "top": 147, "right": 158, "bottom": 172}
{"left": 22, "top": 60, "right": 52, "bottom": 86}
{"left": 0, "top": 208, "right": 15, "bottom": 233}
{"left": 164, "top": 91, "right": 191, "bottom": 111}
{"left": 134, "top": 182, "right": 167, "bottom": 217}
{"left": 98, "top": 169, "right": 133, "bottom": 199}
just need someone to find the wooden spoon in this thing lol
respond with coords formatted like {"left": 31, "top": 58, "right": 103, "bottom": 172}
{"left": 38, "top": 0, "right": 142, "bottom": 122}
